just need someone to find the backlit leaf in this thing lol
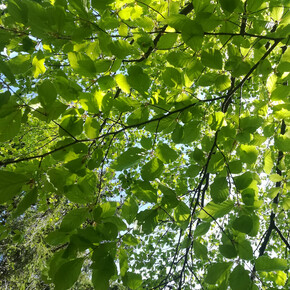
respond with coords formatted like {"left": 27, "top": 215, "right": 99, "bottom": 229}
{"left": 205, "top": 262, "right": 232, "bottom": 285}
{"left": 141, "top": 158, "right": 164, "bottom": 181}
{"left": 0, "top": 171, "right": 29, "bottom": 204}
{"left": 229, "top": 265, "right": 251, "bottom": 290}
{"left": 198, "top": 200, "right": 234, "bottom": 221}
{"left": 112, "top": 148, "right": 144, "bottom": 171}
{"left": 32, "top": 55, "right": 46, "bottom": 78}
{"left": 255, "top": 257, "right": 287, "bottom": 272}
{"left": 232, "top": 215, "right": 253, "bottom": 234}
{"left": 123, "top": 272, "right": 143, "bottom": 289}
{"left": 201, "top": 49, "right": 223, "bottom": 70}
{"left": 156, "top": 143, "right": 178, "bottom": 164}
{"left": 53, "top": 258, "right": 84, "bottom": 290}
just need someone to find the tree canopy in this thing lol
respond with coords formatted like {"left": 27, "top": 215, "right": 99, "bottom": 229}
{"left": 0, "top": 0, "right": 289, "bottom": 289}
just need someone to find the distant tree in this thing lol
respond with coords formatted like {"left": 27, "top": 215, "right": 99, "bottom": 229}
{"left": 0, "top": 0, "right": 289, "bottom": 289}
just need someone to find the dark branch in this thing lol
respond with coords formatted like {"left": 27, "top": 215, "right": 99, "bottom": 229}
{"left": 274, "top": 225, "right": 290, "bottom": 250}
{"left": 222, "top": 39, "right": 281, "bottom": 112}
{"left": 123, "top": 2, "right": 193, "bottom": 63}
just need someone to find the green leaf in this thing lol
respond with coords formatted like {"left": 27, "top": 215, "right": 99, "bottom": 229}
{"left": 198, "top": 200, "right": 235, "bottom": 221}
{"left": 109, "top": 40, "right": 133, "bottom": 59}
{"left": 241, "top": 188, "right": 255, "bottom": 206}
{"left": 84, "top": 117, "right": 100, "bottom": 139}
{"left": 195, "top": 222, "right": 211, "bottom": 236}
{"left": 215, "top": 74, "right": 231, "bottom": 91}
{"left": 275, "top": 136, "right": 290, "bottom": 152}
{"left": 91, "top": 246, "right": 116, "bottom": 289}
{"left": 193, "top": 240, "right": 208, "bottom": 260}
{"left": 123, "top": 272, "right": 143, "bottom": 289}
{"left": 141, "top": 158, "right": 164, "bottom": 181}
{"left": 167, "top": 51, "right": 191, "bottom": 68}
{"left": 0, "top": 59, "right": 16, "bottom": 83}
{"left": 162, "top": 67, "right": 183, "bottom": 88}
{"left": 248, "top": 214, "right": 260, "bottom": 237}
{"left": 159, "top": 184, "right": 179, "bottom": 208}
{"left": 201, "top": 49, "right": 223, "bottom": 70}
{"left": 157, "top": 33, "right": 178, "bottom": 50}
{"left": 238, "top": 239, "right": 253, "bottom": 260}
{"left": 127, "top": 107, "right": 149, "bottom": 126}
{"left": 210, "top": 176, "right": 229, "bottom": 203}
{"left": 192, "top": 0, "right": 211, "bottom": 13}
{"left": 95, "top": 59, "right": 112, "bottom": 73}
{"left": 92, "top": 262, "right": 115, "bottom": 289}
{"left": 181, "top": 20, "right": 204, "bottom": 51}
{"left": 271, "top": 86, "right": 289, "bottom": 102}
{"left": 98, "top": 75, "right": 116, "bottom": 90}
{"left": 232, "top": 215, "right": 253, "bottom": 234}
{"left": 205, "top": 262, "right": 232, "bottom": 285}
{"left": 239, "top": 145, "right": 258, "bottom": 164}
{"left": 269, "top": 173, "right": 283, "bottom": 182}
{"left": 122, "top": 196, "right": 139, "bottom": 224}
{"left": 229, "top": 265, "right": 251, "bottom": 290}
{"left": 219, "top": 0, "right": 240, "bottom": 13}
{"left": 38, "top": 80, "right": 57, "bottom": 108}
{"left": 277, "top": 47, "right": 290, "bottom": 73}
{"left": 53, "top": 258, "right": 84, "bottom": 290}
{"left": 141, "top": 136, "right": 153, "bottom": 150}
{"left": 0, "top": 109, "right": 22, "bottom": 142}
{"left": 95, "top": 91, "right": 113, "bottom": 114}
{"left": 45, "top": 230, "right": 70, "bottom": 246}
{"left": 182, "top": 121, "right": 201, "bottom": 143}
{"left": 64, "top": 185, "right": 92, "bottom": 204}
{"left": 112, "top": 147, "right": 144, "bottom": 171}
{"left": 229, "top": 160, "right": 243, "bottom": 174}
{"left": 131, "top": 180, "right": 157, "bottom": 203}
{"left": 91, "top": 0, "right": 114, "bottom": 11}
{"left": 263, "top": 149, "right": 274, "bottom": 174}
{"left": 166, "top": 14, "right": 189, "bottom": 31}
{"left": 271, "top": 7, "right": 284, "bottom": 21}
{"left": 127, "top": 66, "right": 151, "bottom": 93}
{"left": 219, "top": 244, "right": 238, "bottom": 258}
{"left": 0, "top": 171, "right": 29, "bottom": 204}
{"left": 68, "top": 52, "right": 96, "bottom": 77}
{"left": 186, "top": 164, "right": 200, "bottom": 178}
{"left": 115, "top": 74, "right": 131, "bottom": 94}
{"left": 273, "top": 271, "right": 288, "bottom": 286}
{"left": 174, "top": 201, "right": 190, "bottom": 227}
{"left": 255, "top": 256, "right": 287, "bottom": 272}
{"left": 13, "top": 188, "right": 38, "bottom": 218}
{"left": 207, "top": 152, "right": 224, "bottom": 173}
{"left": 247, "top": 0, "right": 264, "bottom": 12}
{"left": 234, "top": 172, "right": 254, "bottom": 191}
{"left": 64, "top": 173, "right": 96, "bottom": 204}
{"left": 32, "top": 55, "right": 46, "bottom": 78}
{"left": 239, "top": 116, "right": 263, "bottom": 133}
{"left": 59, "top": 115, "right": 83, "bottom": 137}
{"left": 137, "top": 209, "right": 158, "bottom": 234}
{"left": 119, "top": 248, "right": 129, "bottom": 277}
{"left": 113, "top": 96, "right": 140, "bottom": 112}
{"left": 95, "top": 201, "right": 118, "bottom": 219}
{"left": 156, "top": 143, "right": 178, "bottom": 164}
{"left": 123, "top": 234, "right": 139, "bottom": 246}
{"left": 60, "top": 208, "right": 89, "bottom": 232}
{"left": 8, "top": 54, "right": 31, "bottom": 74}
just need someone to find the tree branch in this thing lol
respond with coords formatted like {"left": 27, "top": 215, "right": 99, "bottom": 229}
{"left": 274, "top": 225, "right": 290, "bottom": 250}
{"left": 0, "top": 140, "right": 80, "bottom": 166}
{"left": 222, "top": 39, "right": 281, "bottom": 112}
{"left": 123, "top": 2, "right": 193, "bottom": 63}
{"left": 251, "top": 120, "right": 286, "bottom": 280}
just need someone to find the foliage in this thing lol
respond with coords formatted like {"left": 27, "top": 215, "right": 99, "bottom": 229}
{"left": 0, "top": 0, "right": 289, "bottom": 289}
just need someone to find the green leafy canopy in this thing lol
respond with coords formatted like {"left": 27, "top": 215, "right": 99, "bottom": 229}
{"left": 0, "top": 0, "right": 289, "bottom": 289}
